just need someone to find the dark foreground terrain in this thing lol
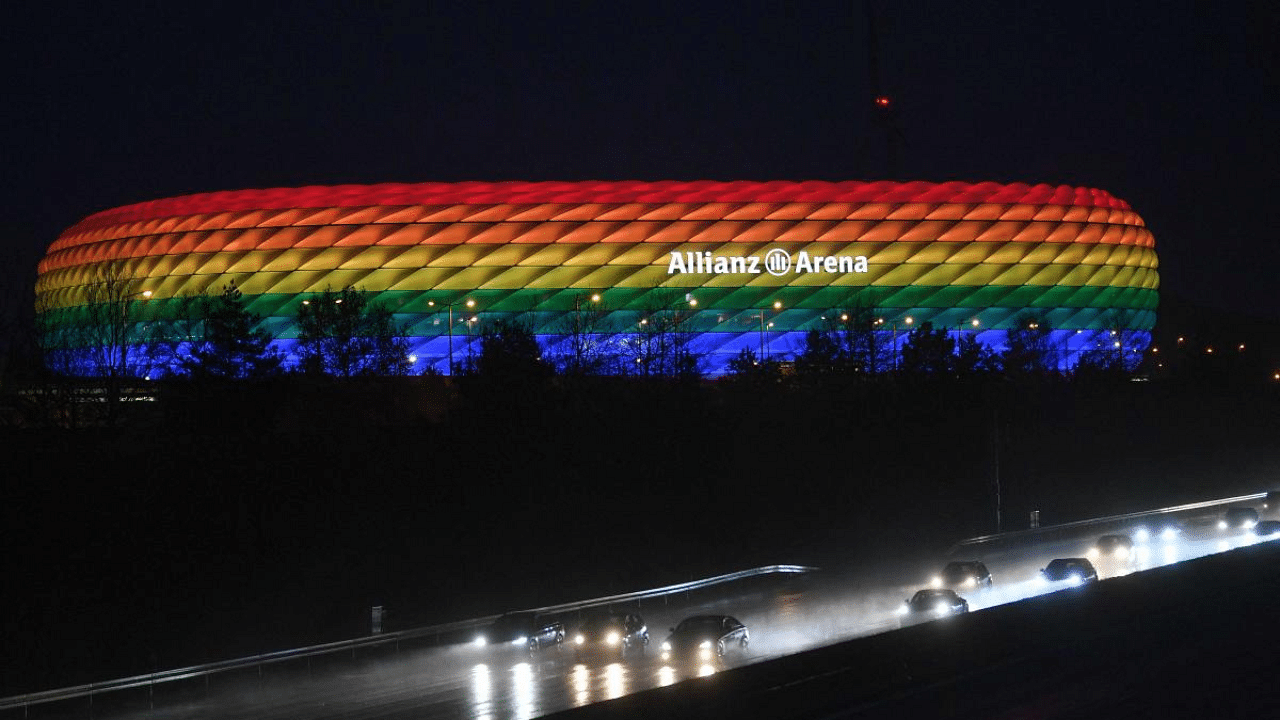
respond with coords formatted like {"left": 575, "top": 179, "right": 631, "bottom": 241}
{"left": 554, "top": 530, "right": 1280, "bottom": 720}
{"left": 3, "top": 375, "right": 1278, "bottom": 696}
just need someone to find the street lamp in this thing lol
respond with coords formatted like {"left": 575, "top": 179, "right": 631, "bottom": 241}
{"left": 759, "top": 301, "right": 783, "bottom": 360}
{"left": 892, "top": 315, "right": 914, "bottom": 370}
{"left": 427, "top": 298, "right": 476, "bottom": 374}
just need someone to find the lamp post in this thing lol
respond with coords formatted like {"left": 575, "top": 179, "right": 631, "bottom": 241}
{"left": 892, "top": 316, "right": 913, "bottom": 370}
{"left": 427, "top": 298, "right": 475, "bottom": 374}
{"left": 759, "top": 300, "right": 782, "bottom": 360}
{"left": 567, "top": 292, "right": 602, "bottom": 374}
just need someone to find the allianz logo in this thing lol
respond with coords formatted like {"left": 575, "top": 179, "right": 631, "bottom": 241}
{"left": 666, "top": 249, "right": 870, "bottom": 277}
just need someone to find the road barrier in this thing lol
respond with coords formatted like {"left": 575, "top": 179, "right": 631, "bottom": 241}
{"left": 0, "top": 564, "right": 814, "bottom": 716}
{"left": 949, "top": 491, "right": 1268, "bottom": 554}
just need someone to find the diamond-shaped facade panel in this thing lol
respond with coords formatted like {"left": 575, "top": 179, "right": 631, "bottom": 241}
{"left": 36, "top": 180, "right": 1157, "bottom": 375}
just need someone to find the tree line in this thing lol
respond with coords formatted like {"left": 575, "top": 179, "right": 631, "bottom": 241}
{"left": 20, "top": 267, "right": 1150, "bottom": 422}
{"left": 728, "top": 311, "right": 1145, "bottom": 387}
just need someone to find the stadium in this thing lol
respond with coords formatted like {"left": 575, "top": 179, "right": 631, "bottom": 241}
{"left": 35, "top": 180, "right": 1158, "bottom": 376}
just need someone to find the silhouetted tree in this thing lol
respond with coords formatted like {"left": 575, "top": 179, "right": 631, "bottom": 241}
{"left": 472, "top": 318, "right": 553, "bottom": 381}
{"left": 955, "top": 333, "right": 999, "bottom": 377}
{"left": 1001, "top": 313, "right": 1058, "bottom": 376}
{"left": 1074, "top": 309, "right": 1146, "bottom": 375}
{"left": 81, "top": 264, "right": 150, "bottom": 389}
{"left": 179, "top": 282, "right": 281, "bottom": 380}
{"left": 794, "top": 328, "right": 843, "bottom": 378}
{"left": 898, "top": 321, "right": 955, "bottom": 376}
{"left": 831, "top": 293, "right": 892, "bottom": 375}
{"left": 622, "top": 296, "right": 701, "bottom": 379}
{"left": 554, "top": 293, "right": 611, "bottom": 376}
{"left": 35, "top": 263, "right": 154, "bottom": 422}
{"left": 296, "top": 286, "right": 410, "bottom": 377}
{"left": 725, "top": 347, "right": 781, "bottom": 385}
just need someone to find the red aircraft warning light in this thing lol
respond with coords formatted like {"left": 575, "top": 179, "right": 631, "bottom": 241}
{"left": 874, "top": 95, "right": 891, "bottom": 108}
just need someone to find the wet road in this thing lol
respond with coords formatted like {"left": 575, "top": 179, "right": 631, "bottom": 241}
{"left": 83, "top": 511, "right": 1277, "bottom": 720}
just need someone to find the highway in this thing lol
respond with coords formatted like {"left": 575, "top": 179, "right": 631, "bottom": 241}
{"left": 9, "top": 496, "right": 1276, "bottom": 720}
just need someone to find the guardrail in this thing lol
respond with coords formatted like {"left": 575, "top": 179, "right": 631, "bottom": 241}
{"left": 0, "top": 564, "right": 815, "bottom": 715}
{"left": 949, "top": 491, "right": 1268, "bottom": 553}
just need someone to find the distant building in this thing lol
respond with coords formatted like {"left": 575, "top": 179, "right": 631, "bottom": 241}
{"left": 36, "top": 180, "right": 1157, "bottom": 375}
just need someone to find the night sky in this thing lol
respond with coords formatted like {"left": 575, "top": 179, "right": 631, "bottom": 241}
{"left": 3, "top": 1, "right": 1276, "bottom": 319}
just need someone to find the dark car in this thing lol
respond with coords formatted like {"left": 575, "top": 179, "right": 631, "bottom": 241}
{"left": 660, "top": 615, "right": 749, "bottom": 663}
{"left": 477, "top": 611, "right": 565, "bottom": 651}
{"left": 1251, "top": 520, "right": 1280, "bottom": 537}
{"left": 932, "top": 561, "right": 992, "bottom": 591}
{"left": 898, "top": 589, "right": 969, "bottom": 626}
{"left": 572, "top": 612, "right": 648, "bottom": 659}
{"left": 1039, "top": 558, "right": 1098, "bottom": 586}
{"left": 1089, "top": 534, "right": 1134, "bottom": 561}
{"left": 1133, "top": 521, "right": 1181, "bottom": 543}
{"left": 1180, "top": 517, "right": 1223, "bottom": 540}
{"left": 1221, "top": 507, "right": 1260, "bottom": 530}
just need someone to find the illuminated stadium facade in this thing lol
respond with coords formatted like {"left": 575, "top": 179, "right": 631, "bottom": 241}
{"left": 36, "top": 180, "right": 1158, "bottom": 376}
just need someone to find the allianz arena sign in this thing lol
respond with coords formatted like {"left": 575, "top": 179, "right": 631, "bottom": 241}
{"left": 666, "top": 249, "right": 870, "bottom": 277}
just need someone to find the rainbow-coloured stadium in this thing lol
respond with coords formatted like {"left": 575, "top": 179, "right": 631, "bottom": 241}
{"left": 36, "top": 180, "right": 1158, "bottom": 375}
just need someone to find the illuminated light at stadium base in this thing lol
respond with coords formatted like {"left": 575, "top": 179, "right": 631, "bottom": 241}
{"left": 35, "top": 180, "right": 1157, "bottom": 376}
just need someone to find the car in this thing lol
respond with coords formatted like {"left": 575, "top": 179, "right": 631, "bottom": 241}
{"left": 897, "top": 589, "right": 969, "bottom": 626}
{"left": 1220, "top": 507, "right": 1260, "bottom": 530}
{"left": 1088, "top": 534, "right": 1134, "bottom": 561}
{"left": 1179, "top": 517, "right": 1223, "bottom": 540}
{"left": 571, "top": 612, "right": 649, "bottom": 659}
{"left": 1136, "top": 517, "right": 1182, "bottom": 540}
{"left": 1251, "top": 520, "right": 1280, "bottom": 537}
{"left": 476, "top": 611, "right": 565, "bottom": 652}
{"left": 660, "top": 615, "right": 749, "bottom": 663}
{"left": 931, "top": 561, "right": 992, "bottom": 591}
{"left": 1133, "top": 521, "right": 1181, "bottom": 543}
{"left": 1039, "top": 558, "right": 1098, "bottom": 586}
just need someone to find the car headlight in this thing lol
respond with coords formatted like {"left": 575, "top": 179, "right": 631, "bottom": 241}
{"left": 1115, "top": 547, "right": 1129, "bottom": 559}
{"left": 1219, "top": 520, "right": 1228, "bottom": 530}
{"left": 513, "top": 636, "right": 527, "bottom": 646}
{"left": 1087, "top": 547, "right": 1099, "bottom": 558}
{"left": 474, "top": 636, "right": 487, "bottom": 647}
{"left": 574, "top": 634, "right": 585, "bottom": 645}
{"left": 661, "top": 641, "right": 671, "bottom": 651}
{"left": 933, "top": 604, "right": 949, "bottom": 616}
{"left": 963, "top": 577, "right": 975, "bottom": 588}
{"left": 1067, "top": 574, "right": 1082, "bottom": 586}
{"left": 606, "top": 632, "right": 620, "bottom": 646}
{"left": 896, "top": 604, "right": 909, "bottom": 616}
{"left": 1161, "top": 527, "right": 1178, "bottom": 541}
{"left": 930, "top": 576, "right": 941, "bottom": 588}
{"left": 699, "top": 640, "right": 711, "bottom": 650}
{"left": 1134, "top": 528, "right": 1150, "bottom": 542}
{"left": 1245, "top": 519, "right": 1258, "bottom": 529}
